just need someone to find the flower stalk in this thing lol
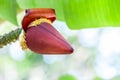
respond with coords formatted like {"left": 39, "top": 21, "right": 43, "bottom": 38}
{"left": 0, "top": 28, "right": 22, "bottom": 48}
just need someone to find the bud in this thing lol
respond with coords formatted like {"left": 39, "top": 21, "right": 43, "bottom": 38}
{"left": 20, "top": 8, "right": 73, "bottom": 54}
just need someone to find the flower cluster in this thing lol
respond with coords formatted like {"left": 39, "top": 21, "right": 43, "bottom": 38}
{"left": 20, "top": 8, "right": 73, "bottom": 54}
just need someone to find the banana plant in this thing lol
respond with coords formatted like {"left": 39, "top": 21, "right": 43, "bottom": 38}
{"left": 0, "top": 0, "right": 120, "bottom": 54}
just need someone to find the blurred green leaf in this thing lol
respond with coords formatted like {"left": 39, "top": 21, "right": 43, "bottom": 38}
{"left": 63, "top": 0, "right": 120, "bottom": 29}
{"left": 93, "top": 76, "right": 103, "bottom": 80}
{"left": 26, "top": 51, "right": 43, "bottom": 64}
{"left": 0, "top": 0, "right": 18, "bottom": 25}
{"left": 17, "top": 0, "right": 120, "bottom": 29}
{"left": 111, "top": 76, "right": 120, "bottom": 80}
{"left": 59, "top": 74, "right": 77, "bottom": 80}
{"left": 17, "top": 0, "right": 65, "bottom": 21}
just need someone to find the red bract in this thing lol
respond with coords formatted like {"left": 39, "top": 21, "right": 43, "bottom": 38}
{"left": 26, "top": 22, "right": 73, "bottom": 54}
{"left": 21, "top": 8, "right": 73, "bottom": 54}
{"left": 22, "top": 8, "right": 56, "bottom": 31}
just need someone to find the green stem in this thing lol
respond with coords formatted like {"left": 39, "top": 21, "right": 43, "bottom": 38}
{"left": 0, "top": 28, "right": 22, "bottom": 48}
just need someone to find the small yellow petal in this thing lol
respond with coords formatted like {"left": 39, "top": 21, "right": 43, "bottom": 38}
{"left": 28, "top": 18, "right": 52, "bottom": 27}
{"left": 19, "top": 30, "right": 28, "bottom": 50}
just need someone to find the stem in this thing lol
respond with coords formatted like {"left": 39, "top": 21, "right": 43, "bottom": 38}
{"left": 0, "top": 28, "right": 22, "bottom": 48}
